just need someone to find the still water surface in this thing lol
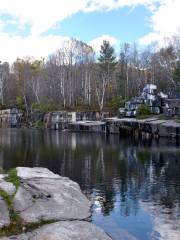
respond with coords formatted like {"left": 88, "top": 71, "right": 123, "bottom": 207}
{"left": 0, "top": 129, "right": 180, "bottom": 240}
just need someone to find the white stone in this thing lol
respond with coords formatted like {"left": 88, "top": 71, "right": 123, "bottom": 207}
{"left": 16, "top": 167, "right": 61, "bottom": 180}
{"left": 0, "top": 198, "right": 10, "bottom": 229}
{"left": 0, "top": 180, "right": 16, "bottom": 195}
{"left": 0, "top": 174, "right": 7, "bottom": 180}
{"left": 14, "top": 172, "right": 91, "bottom": 223}
{"left": 0, "top": 221, "right": 112, "bottom": 240}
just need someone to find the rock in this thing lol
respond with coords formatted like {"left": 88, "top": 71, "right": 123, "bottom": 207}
{"left": 0, "top": 167, "right": 111, "bottom": 240}
{"left": 0, "top": 180, "right": 16, "bottom": 195}
{"left": 16, "top": 167, "right": 61, "bottom": 180}
{"left": 159, "top": 121, "right": 180, "bottom": 138}
{"left": 0, "top": 197, "right": 10, "bottom": 229}
{"left": 14, "top": 168, "right": 91, "bottom": 223}
{"left": 0, "top": 174, "right": 7, "bottom": 180}
{"left": 0, "top": 221, "right": 112, "bottom": 240}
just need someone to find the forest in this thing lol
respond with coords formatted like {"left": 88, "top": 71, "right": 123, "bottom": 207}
{"left": 0, "top": 37, "right": 180, "bottom": 113}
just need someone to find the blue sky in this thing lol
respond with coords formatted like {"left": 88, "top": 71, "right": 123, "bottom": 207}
{"left": 0, "top": 0, "right": 179, "bottom": 62}
{"left": 46, "top": 6, "right": 151, "bottom": 44}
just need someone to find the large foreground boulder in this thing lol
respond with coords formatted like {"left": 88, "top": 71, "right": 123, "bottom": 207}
{"left": 0, "top": 221, "right": 111, "bottom": 240}
{"left": 0, "top": 167, "right": 111, "bottom": 239}
{"left": 14, "top": 167, "right": 91, "bottom": 223}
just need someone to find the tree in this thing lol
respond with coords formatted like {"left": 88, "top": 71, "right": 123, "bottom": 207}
{"left": 96, "top": 40, "right": 118, "bottom": 111}
{"left": 119, "top": 43, "right": 130, "bottom": 100}
{"left": 45, "top": 39, "right": 95, "bottom": 108}
{"left": 13, "top": 59, "right": 30, "bottom": 116}
{"left": 0, "top": 62, "right": 10, "bottom": 106}
{"left": 30, "top": 59, "right": 44, "bottom": 103}
{"left": 173, "top": 60, "right": 180, "bottom": 90}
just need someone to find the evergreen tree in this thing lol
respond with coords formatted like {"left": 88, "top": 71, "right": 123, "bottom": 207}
{"left": 173, "top": 60, "right": 180, "bottom": 90}
{"left": 98, "top": 40, "right": 118, "bottom": 77}
{"left": 95, "top": 40, "right": 118, "bottom": 111}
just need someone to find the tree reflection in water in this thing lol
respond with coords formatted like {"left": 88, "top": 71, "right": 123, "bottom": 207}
{"left": 0, "top": 129, "right": 180, "bottom": 239}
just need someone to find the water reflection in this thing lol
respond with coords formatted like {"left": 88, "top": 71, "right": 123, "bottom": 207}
{"left": 0, "top": 129, "right": 180, "bottom": 240}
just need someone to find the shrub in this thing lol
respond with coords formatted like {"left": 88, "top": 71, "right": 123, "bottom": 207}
{"left": 137, "top": 104, "right": 151, "bottom": 116}
{"left": 5, "top": 169, "right": 20, "bottom": 189}
{"left": 31, "top": 102, "right": 61, "bottom": 113}
{"left": 16, "top": 96, "right": 25, "bottom": 109}
{"left": 35, "top": 120, "right": 45, "bottom": 129}
{"left": 106, "top": 96, "right": 126, "bottom": 110}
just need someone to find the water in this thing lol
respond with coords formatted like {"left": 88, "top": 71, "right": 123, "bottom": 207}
{"left": 0, "top": 129, "right": 180, "bottom": 240}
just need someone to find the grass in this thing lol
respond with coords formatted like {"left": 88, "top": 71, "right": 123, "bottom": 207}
{"left": 0, "top": 168, "right": 22, "bottom": 236}
{"left": 136, "top": 114, "right": 180, "bottom": 122}
{"left": 0, "top": 188, "right": 24, "bottom": 236}
{"left": 35, "top": 120, "right": 45, "bottom": 129}
{"left": 0, "top": 218, "right": 56, "bottom": 237}
{"left": 157, "top": 115, "right": 180, "bottom": 123}
{"left": 5, "top": 169, "right": 20, "bottom": 189}
{"left": 136, "top": 114, "right": 155, "bottom": 119}
{"left": 0, "top": 189, "right": 13, "bottom": 207}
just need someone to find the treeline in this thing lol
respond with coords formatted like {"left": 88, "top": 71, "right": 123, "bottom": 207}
{"left": 0, "top": 37, "right": 180, "bottom": 113}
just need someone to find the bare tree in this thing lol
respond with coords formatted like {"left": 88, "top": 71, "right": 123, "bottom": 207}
{"left": 0, "top": 62, "right": 10, "bottom": 105}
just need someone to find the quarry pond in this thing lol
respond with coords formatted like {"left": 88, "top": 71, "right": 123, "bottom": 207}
{"left": 0, "top": 129, "right": 180, "bottom": 240}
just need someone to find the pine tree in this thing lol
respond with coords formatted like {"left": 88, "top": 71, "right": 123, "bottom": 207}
{"left": 173, "top": 60, "right": 180, "bottom": 90}
{"left": 95, "top": 40, "right": 118, "bottom": 111}
{"left": 98, "top": 40, "right": 117, "bottom": 77}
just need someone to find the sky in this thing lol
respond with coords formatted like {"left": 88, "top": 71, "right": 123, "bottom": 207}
{"left": 0, "top": 0, "right": 179, "bottom": 62}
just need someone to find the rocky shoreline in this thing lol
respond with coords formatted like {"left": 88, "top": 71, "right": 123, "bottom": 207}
{"left": 0, "top": 167, "right": 111, "bottom": 240}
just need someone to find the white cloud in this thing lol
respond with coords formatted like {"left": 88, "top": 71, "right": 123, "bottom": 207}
{"left": 0, "top": 0, "right": 179, "bottom": 61}
{"left": 0, "top": 19, "right": 4, "bottom": 31}
{"left": 84, "top": 0, "right": 160, "bottom": 12}
{"left": 0, "top": 0, "right": 160, "bottom": 35}
{"left": 0, "top": 32, "right": 69, "bottom": 62}
{"left": 0, "top": 32, "right": 119, "bottom": 62}
{"left": 139, "top": 0, "right": 180, "bottom": 45}
{"left": 0, "top": 0, "right": 88, "bottom": 35}
{"left": 139, "top": 32, "right": 162, "bottom": 45}
{"left": 89, "top": 34, "right": 118, "bottom": 52}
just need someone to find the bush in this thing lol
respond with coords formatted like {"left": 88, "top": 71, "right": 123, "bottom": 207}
{"left": 31, "top": 102, "right": 61, "bottom": 113}
{"left": 5, "top": 168, "right": 20, "bottom": 189}
{"left": 35, "top": 120, "right": 45, "bottom": 129}
{"left": 137, "top": 104, "right": 151, "bottom": 116}
{"left": 16, "top": 96, "right": 25, "bottom": 109}
{"left": 106, "top": 96, "right": 126, "bottom": 110}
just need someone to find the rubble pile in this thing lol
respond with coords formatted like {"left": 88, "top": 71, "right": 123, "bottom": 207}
{"left": 119, "top": 84, "right": 180, "bottom": 117}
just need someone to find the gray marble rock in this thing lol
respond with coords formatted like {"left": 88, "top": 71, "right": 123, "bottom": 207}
{"left": 16, "top": 167, "right": 61, "bottom": 180}
{"left": 0, "top": 221, "right": 112, "bottom": 240}
{"left": 0, "top": 180, "right": 16, "bottom": 195}
{"left": 0, "top": 197, "right": 10, "bottom": 229}
{"left": 0, "top": 168, "right": 112, "bottom": 240}
{"left": 13, "top": 168, "right": 91, "bottom": 223}
{"left": 0, "top": 174, "right": 7, "bottom": 180}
